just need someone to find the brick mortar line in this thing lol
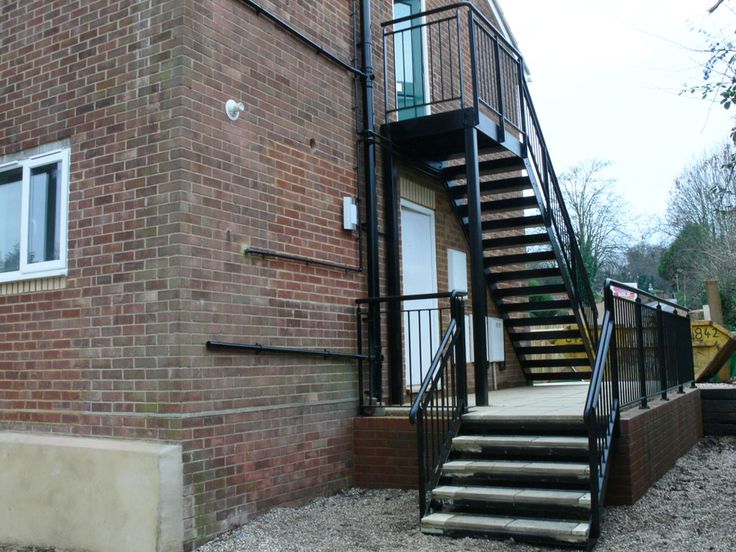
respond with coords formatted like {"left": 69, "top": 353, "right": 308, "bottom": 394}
{"left": 0, "top": 397, "right": 358, "bottom": 420}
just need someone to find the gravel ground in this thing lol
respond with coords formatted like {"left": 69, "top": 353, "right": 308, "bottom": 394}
{"left": 196, "top": 437, "right": 736, "bottom": 552}
{"left": 1, "top": 437, "right": 733, "bottom": 552}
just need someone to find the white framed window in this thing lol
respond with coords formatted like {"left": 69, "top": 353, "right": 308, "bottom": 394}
{"left": 0, "top": 148, "right": 70, "bottom": 283}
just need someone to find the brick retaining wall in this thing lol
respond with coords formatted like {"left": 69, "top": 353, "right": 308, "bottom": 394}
{"left": 605, "top": 387, "right": 702, "bottom": 506}
{"left": 353, "top": 416, "right": 418, "bottom": 490}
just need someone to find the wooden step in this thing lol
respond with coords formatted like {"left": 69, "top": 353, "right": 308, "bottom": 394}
{"left": 486, "top": 267, "right": 561, "bottom": 282}
{"left": 526, "top": 372, "right": 593, "bottom": 382}
{"left": 483, "top": 233, "right": 550, "bottom": 250}
{"left": 443, "top": 156, "right": 525, "bottom": 180}
{"left": 484, "top": 250, "right": 557, "bottom": 266}
{"left": 524, "top": 358, "right": 590, "bottom": 368}
{"left": 505, "top": 315, "right": 577, "bottom": 327}
{"left": 510, "top": 329, "right": 581, "bottom": 341}
{"left": 432, "top": 485, "right": 591, "bottom": 509}
{"left": 452, "top": 435, "right": 588, "bottom": 454}
{"left": 458, "top": 196, "right": 538, "bottom": 217}
{"left": 495, "top": 284, "right": 567, "bottom": 298}
{"left": 497, "top": 300, "right": 571, "bottom": 313}
{"left": 442, "top": 459, "right": 590, "bottom": 480}
{"left": 481, "top": 215, "right": 545, "bottom": 231}
{"left": 516, "top": 345, "right": 587, "bottom": 355}
{"left": 421, "top": 512, "right": 590, "bottom": 545}
{"left": 449, "top": 176, "right": 532, "bottom": 199}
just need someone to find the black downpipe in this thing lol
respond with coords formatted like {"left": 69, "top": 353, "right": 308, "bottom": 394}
{"left": 383, "top": 145, "right": 403, "bottom": 405}
{"left": 360, "top": 0, "right": 382, "bottom": 402}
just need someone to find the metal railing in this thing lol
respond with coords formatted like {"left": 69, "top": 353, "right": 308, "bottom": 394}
{"left": 356, "top": 291, "right": 467, "bottom": 411}
{"left": 409, "top": 292, "right": 467, "bottom": 517}
{"left": 584, "top": 280, "right": 694, "bottom": 537}
{"left": 382, "top": 3, "right": 598, "bottom": 365}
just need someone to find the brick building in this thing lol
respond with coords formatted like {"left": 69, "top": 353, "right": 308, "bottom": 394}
{"left": 0, "top": 1, "right": 700, "bottom": 550}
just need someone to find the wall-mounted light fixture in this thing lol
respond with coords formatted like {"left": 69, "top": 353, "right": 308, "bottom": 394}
{"left": 225, "top": 99, "right": 245, "bottom": 121}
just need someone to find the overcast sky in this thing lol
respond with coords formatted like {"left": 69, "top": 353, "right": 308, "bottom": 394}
{"left": 498, "top": 0, "right": 734, "bottom": 238}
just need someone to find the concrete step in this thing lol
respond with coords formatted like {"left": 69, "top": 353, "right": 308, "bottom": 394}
{"left": 452, "top": 435, "right": 588, "bottom": 454}
{"left": 442, "top": 459, "right": 590, "bottom": 481}
{"left": 421, "top": 512, "right": 590, "bottom": 545}
{"left": 432, "top": 485, "right": 591, "bottom": 510}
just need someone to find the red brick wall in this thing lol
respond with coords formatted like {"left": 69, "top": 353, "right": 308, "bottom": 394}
{"left": 353, "top": 416, "right": 418, "bottom": 489}
{"left": 0, "top": 0, "right": 523, "bottom": 548}
{"left": 606, "top": 388, "right": 703, "bottom": 506}
{"left": 0, "top": 0, "right": 187, "bottom": 434}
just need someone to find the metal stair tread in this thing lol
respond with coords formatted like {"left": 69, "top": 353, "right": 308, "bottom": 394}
{"left": 432, "top": 485, "right": 591, "bottom": 508}
{"left": 452, "top": 434, "right": 588, "bottom": 451}
{"left": 421, "top": 512, "right": 590, "bottom": 543}
{"left": 442, "top": 459, "right": 590, "bottom": 478}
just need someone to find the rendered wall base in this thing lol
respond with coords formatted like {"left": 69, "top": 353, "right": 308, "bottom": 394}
{"left": 0, "top": 432, "right": 183, "bottom": 552}
{"left": 605, "top": 387, "right": 702, "bottom": 506}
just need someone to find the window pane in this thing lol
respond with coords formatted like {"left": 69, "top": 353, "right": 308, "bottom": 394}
{"left": 0, "top": 169, "right": 22, "bottom": 273}
{"left": 28, "top": 162, "right": 61, "bottom": 264}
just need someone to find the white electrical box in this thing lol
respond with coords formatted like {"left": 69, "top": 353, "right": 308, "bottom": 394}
{"left": 343, "top": 197, "right": 358, "bottom": 231}
{"left": 486, "top": 316, "right": 504, "bottom": 363}
{"left": 447, "top": 249, "right": 468, "bottom": 293}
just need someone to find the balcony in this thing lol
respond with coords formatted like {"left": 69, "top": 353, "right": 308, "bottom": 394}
{"left": 381, "top": 2, "right": 531, "bottom": 161}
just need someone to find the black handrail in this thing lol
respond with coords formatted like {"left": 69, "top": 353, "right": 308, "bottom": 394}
{"left": 409, "top": 293, "right": 467, "bottom": 517}
{"left": 206, "top": 341, "right": 368, "bottom": 360}
{"left": 584, "top": 279, "right": 694, "bottom": 538}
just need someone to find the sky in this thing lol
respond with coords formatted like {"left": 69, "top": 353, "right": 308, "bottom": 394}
{"left": 498, "top": 0, "right": 735, "bottom": 238}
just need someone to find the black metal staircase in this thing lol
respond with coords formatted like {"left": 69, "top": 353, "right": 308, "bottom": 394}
{"left": 382, "top": 3, "right": 598, "bottom": 385}
{"left": 380, "top": 3, "right": 602, "bottom": 548}
{"left": 444, "top": 152, "right": 593, "bottom": 382}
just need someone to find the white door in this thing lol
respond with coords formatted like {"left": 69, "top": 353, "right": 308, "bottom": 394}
{"left": 400, "top": 200, "right": 439, "bottom": 390}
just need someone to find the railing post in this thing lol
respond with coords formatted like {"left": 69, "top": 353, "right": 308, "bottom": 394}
{"left": 357, "top": 305, "right": 365, "bottom": 413}
{"left": 686, "top": 313, "right": 694, "bottom": 391}
{"left": 415, "top": 408, "right": 426, "bottom": 516}
{"left": 466, "top": 10, "right": 478, "bottom": 120}
{"left": 606, "top": 286, "right": 620, "bottom": 406}
{"left": 588, "top": 433, "right": 600, "bottom": 538}
{"left": 383, "top": 30, "right": 390, "bottom": 122}
{"left": 492, "top": 36, "right": 505, "bottom": 142}
{"left": 656, "top": 304, "right": 668, "bottom": 400}
{"left": 453, "top": 295, "right": 468, "bottom": 413}
{"left": 518, "top": 58, "right": 528, "bottom": 156}
{"left": 635, "top": 297, "right": 648, "bottom": 409}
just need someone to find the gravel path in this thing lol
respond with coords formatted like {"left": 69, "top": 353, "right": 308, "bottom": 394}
{"left": 197, "top": 437, "right": 736, "bottom": 552}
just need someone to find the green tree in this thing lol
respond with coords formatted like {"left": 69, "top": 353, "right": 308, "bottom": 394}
{"left": 659, "top": 223, "right": 711, "bottom": 306}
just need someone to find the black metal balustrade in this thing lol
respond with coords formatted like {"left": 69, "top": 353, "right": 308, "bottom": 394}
{"left": 382, "top": 3, "right": 599, "bottom": 366}
{"left": 584, "top": 280, "right": 694, "bottom": 538}
{"left": 356, "top": 291, "right": 467, "bottom": 412}
{"left": 408, "top": 292, "right": 467, "bottom": 516}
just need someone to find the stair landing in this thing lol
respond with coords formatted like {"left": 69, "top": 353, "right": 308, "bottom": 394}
{"left": 465, "top": 383, "right": 588, "bottom": 423}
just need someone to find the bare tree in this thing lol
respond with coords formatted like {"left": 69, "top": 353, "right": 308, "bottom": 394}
{"left": 558, "top": 160, "right": 630, "bottom": 289}
{"left": 666, "top": 142, "right": 736, "bottom": 237}
{"left": 662, "top": 143, "right": 736, "bottom": 322}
